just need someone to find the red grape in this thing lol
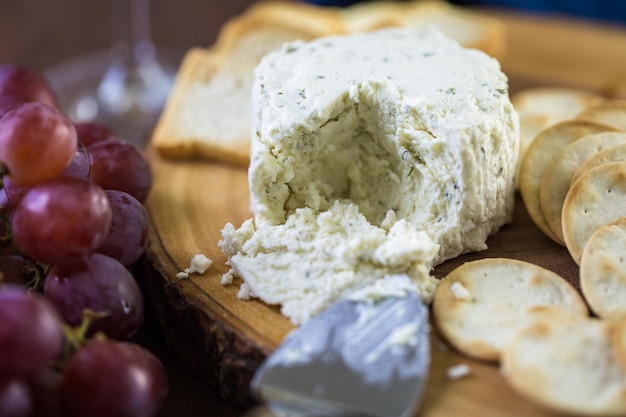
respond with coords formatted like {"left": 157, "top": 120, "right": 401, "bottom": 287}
{"left": 63, "top": 340, "right": 168, "bottom": 417}
{"left": 0, "top": 95, "right": 21, "bottom": 120}
{"left": 0, "top": 102, "right": 77, "bottom": 186}
{"left": 44, "top": 253, "right": 144, "bottom": 340}
{"left": 88, "top": 139, "right": 153, "bottom": 202}
{"left": 97, "top": 190, "right": 149, "bottom": 266}
{"left": 61, "top": 139, "right": 90, "bottom": 180}
{"left": 74, "top": 121, "right": 118, "bottom": 147}
{"left": 0, "top": 64, "right": 58, "bottom": 108}
{"left": 11, "top": 177, "right": 112, "bottom": 267}
{"left": 0, "top": 376, "right": 32, "bottom": 417}
{"left": 0, "top": 285, "right": 64, "bottom": 377}
{"left": 4, "top": 139, "right": 90, "bottom": 206}
{"left": 0, "top": 187, "right": 10, "bottom": 209}
{"left": 2, "top": 178, "right": 28, "bottom": 207}
{"left": 27, "top": 367, "right": 69, "bottom": 417}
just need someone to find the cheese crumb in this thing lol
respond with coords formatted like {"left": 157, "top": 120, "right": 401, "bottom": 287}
{"left": 387, "top": 322, "right": 420, "bottom": 348}
{"left": 237, "top": 283, "right": 255, "bottom": 300}
{"left": 221, "top": 270, "right": 236, "bottom": 285}
{"left": 451, "top": 281, "right": 471, "bottom": 300}
{"left": 447, "top": 363, "right": 471, "bottom": 380}
{"left": 177, "top": 254, "right": 213, "bottom": 279}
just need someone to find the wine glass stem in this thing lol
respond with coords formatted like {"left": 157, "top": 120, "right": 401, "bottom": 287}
{"left": 110, "top": 0, "right": 156, "bottom": 68}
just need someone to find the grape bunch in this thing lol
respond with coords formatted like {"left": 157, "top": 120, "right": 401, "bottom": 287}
{"left": 0, "top": 64, "right": 168, "bottom": 417}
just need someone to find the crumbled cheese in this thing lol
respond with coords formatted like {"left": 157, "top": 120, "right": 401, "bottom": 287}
{"left": 177, "top": 254, "right": 213, "bottom": 279}
{"left": 386, "top": 322, "right": 420, "bottom": 348}
{"left": 346, "top": 274, "right": 417, "bottom": 303}
{"left": 221, "top": 269, "right": 236, "bottom": 285}
{"left": 222, "top": 202, "right": 440, "bottom": 324}
{"left": 237, "top": 282, "right": 255, "bottom": 300}
{"left": 451, "top": 281, "right": 472, "bottom": 300}
{"left": 218, "top": 220, "right": 255, "bottom": 257}
{"left": 447, "top": 363, "right": 471, "bottom": 380}
{"left": 365, "top": 321, "right": 423, "bottom": 364}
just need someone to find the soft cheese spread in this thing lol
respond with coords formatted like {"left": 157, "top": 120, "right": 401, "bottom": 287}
{"left": 220, "top": 27, "right": 519, "bottom": 324}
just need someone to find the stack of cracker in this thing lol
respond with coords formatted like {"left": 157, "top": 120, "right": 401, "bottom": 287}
{"left": 432, "top": 91, "right": 626, "bottom": 416}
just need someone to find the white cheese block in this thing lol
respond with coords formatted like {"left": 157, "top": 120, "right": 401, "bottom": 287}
{"left": 221, "top": 27, "right": 519, "bottom": 324}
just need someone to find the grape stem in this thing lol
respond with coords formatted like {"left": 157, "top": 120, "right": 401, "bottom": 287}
{"left": 59, "top": 309, "right": 109, "bottom": 368}
{"left": 0, "top": 206, "right": 49, "bottom": 289}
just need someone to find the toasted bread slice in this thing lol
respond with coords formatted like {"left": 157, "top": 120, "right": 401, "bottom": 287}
{"left": 153, "top": 3, "right": 340, "bottom": 165}
{"left": 214, "top": 1, "right": 346, "bottom": 70}
{"left": 152, "top": 49, "right": 252, "bottom": 165}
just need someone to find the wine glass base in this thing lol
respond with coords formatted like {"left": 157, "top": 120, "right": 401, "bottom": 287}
{"left": 45, "top": 48, "right": 183, "bottom": 147}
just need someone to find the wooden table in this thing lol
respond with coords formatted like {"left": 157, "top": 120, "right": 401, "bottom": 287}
{"left": 3, "top": 2, "right": 626, "bottom": 416}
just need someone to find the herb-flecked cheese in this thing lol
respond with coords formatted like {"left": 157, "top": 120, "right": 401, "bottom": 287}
{"left": 220, "top": 27, "right": 519, "bottom": 325}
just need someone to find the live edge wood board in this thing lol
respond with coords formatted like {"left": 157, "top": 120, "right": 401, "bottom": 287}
{"left": 142, "top": 9, "right": 626, "bottom": 417}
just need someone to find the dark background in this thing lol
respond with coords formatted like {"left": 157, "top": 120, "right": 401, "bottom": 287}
{"left": 0, "top": 0, "right": 258, "bottom": 72}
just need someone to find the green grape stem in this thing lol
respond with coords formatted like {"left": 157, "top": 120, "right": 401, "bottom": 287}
{"left": 58, "top": 309, "right": 110, "bottom": 369}
{"left": 0, "top": 206, "right": 50, "bottom": 290}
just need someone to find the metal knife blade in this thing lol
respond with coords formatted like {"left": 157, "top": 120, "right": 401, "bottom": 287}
{"left": 249, "top": 285, "right": 431, "bottom": 417}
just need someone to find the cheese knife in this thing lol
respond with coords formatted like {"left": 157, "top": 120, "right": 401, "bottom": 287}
{"left": 244, "top": 279, "right": 431, "bottom": 417}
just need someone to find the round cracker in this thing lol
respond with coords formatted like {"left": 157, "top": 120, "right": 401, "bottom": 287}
{"left": 502, "top": 314, "right": 626, "bottom": 416}
{"left": 512, "top": 87, "right": 604, "bottom": 120}
{"left": 515, "top": 113, "right": 551, "bottom": 189}
{"left": 432, "top": 258, "right": 587, "bottom": 362}
{"left": 513, "top": 88, "right": 604, "bottom": 190}
{"left": 519, "top": 120, "right": 617, "bottom": 243}
{"left": 562, "top": 161, "right": 626, "bottom": 264}
{"left": 539, "top": 132, "right": 626, "bottom": 243}
{"left": 572, "top": 142, "right": 626, "bottom": 185}
{"left": 580, "top": 217, "right": 626, "bottom": 319}
{"left": 577, "top": 99, "right": 626, "bottom": 130}
{"left": 612, "top": 318, "right": 626, "bottom": 373}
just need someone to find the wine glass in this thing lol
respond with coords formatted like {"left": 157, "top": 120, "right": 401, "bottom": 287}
{"left": 45, "top": 0, "right": 178, "bottom": 147}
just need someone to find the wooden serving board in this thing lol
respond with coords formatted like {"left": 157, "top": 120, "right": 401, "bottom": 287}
{"left": 142, "top": 9, "right": 626, "bottom": 417}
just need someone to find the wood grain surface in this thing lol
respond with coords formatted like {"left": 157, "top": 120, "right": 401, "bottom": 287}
{"left": 142, "top": 9, "right": 626, "bottom": 417}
